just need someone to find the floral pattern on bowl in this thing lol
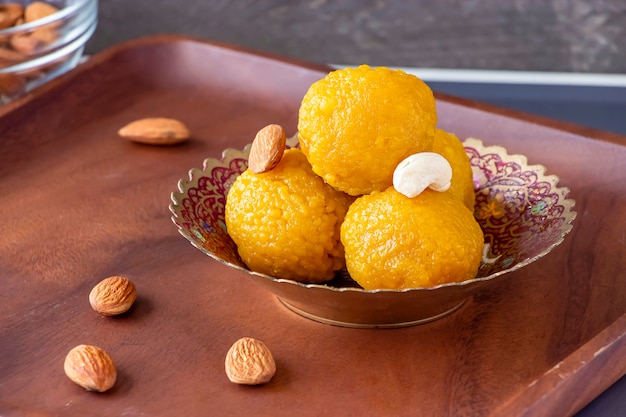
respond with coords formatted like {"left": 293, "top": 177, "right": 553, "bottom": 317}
{"left": 466, "top": 138, "right": 576, "bottom": 278}
{"left": 170, "top": 137, "right": 576, "bottom": 328}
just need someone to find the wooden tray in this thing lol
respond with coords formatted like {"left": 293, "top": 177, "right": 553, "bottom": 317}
{"left": 1, "top": 35, "right": 624, "bottom": 417}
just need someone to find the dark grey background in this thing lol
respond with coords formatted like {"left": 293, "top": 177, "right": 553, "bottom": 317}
{"left": 89, "top": 1, "right": 626, "bottom": 416}
{"left": 88, "top": 0, "right": 626, "bottom": 73}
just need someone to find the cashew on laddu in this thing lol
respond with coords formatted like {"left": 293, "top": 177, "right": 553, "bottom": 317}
{"left": 392, "top": 152, "right": 452, "bottom": 198}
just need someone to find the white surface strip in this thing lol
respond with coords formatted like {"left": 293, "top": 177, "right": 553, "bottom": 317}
{"left": 331, "top": 65, "right": 626, "bottom": 87}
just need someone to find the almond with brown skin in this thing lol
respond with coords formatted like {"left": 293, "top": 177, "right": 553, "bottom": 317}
{"left": 24, "top": 1, "right": 58, "bottom": 22}
{"left": 0, "top": 3, "right": 24, "bottom": 29}
{"left": 248, "top": 124, "right": 286, "bottom": 174}
{"left": 32, "top": 26, "right": 58, "bottom": 43}
{"left": 89, "top": 275, "right": 137, "bottom": 316}
{"left": 0, "top": 73, "right": 26, "bottom": 96}
{"left": 225, "top": 337, "right": 276, "bottom": 385}
{"left": 10, "top": 33, "right": 46, "bottom": 55}
{"left": 0, "top": 47, "right": 26, "bottom": 64}
{"left": 64, "top": 344, "right": 117, "bottom": 392}
{"left": 10, "top": 27, "right": 58, "bottom": 55}
{"left": 118, "top": 117, "right": 190, "bottom": 145}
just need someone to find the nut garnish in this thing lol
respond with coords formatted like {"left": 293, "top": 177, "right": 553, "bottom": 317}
{"left": 23, "top": 1, "right": 58, "bottom": 23}
{"left": 118, "top": 117, "right": 190, "bottom": 145}
{"left": 0, "top": 47, "right": 26, "bottom": 64}
{"left": 0, "top": 3, "right": 24, "bottom": 29}
{"left": 64, "top": 344, "right": 117, "bottom": 392}
{"left": 10, "top": 33, "right": 48, "bottom": 55}
{"left": 0, "top": 73, "right": 26, "bottom": 96}
{"left": 248, "top": 124, "right": 286, "bottom": 174}
{"left": 225, "top": 337, "right": 276, "bottom": 385}
{"left": 89, "top": 275, "right": 137, "bottom": 316}
{"left": 393, "top": 152, "right": 453, "bottom": 198}
{"left": 0, "top": 1, "right": 60, "bottom": 98}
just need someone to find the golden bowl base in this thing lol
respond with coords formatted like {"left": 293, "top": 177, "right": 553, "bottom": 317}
{"left": 278, "top": 297, "right": 467, "bottom": 329}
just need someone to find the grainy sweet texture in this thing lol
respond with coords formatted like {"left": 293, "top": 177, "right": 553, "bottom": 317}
{"left": 225, "top": 148, "right": 353, "bottom": 283}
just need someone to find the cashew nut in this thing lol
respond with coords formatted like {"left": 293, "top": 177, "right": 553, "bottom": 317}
{"left": 392, "top": 152, "right": 452, "bottom": 198}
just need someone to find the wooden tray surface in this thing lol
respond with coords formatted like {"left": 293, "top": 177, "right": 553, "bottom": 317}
{"left": 1, "top": 35, "right": 625, "bottom": 417}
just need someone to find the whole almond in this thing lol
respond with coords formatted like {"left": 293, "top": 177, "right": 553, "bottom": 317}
{"left": 118, "top": 117, "right": 190, "bottom": 145}
{"left": 24, "top": 1, "right": 58, "bottom": 22}
{"left": 0, "top": 73, "right": 26, "bottom": 96}
{"left": 0, "top": 47, "right": 26, "bottom": 64}
{"left": 32, "top": 26, "right": 58, "bottom": 43}
{"left": 225, "top": 337, "right": 276, "bottom": 385}
{"left": 10, "top": 33, "right": 47, "bottom": 55}
{"left": 64, "top": 344, "right": 117, "bottom": 392}
{"left": 0, "top": 3, "right": 24, "bottom": 29}
{"left": 89, "top": 275, "right": 137, "bottom": 316}
{"left": 247, "top": 124, "right": 286, "bottom": 174}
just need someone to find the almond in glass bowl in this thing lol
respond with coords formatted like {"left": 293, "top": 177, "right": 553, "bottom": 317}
{"left": 0, "top": 0, "right": 97, "bottom": 103}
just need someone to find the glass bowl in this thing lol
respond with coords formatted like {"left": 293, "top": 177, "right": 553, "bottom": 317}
{"left": 0, "top": 0, "right": 97, "bottom": 103}
{"left": 170, "top": 136, "right": 577, "bottom": 328}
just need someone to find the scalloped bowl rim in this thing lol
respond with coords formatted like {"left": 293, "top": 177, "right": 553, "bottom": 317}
{"left": 170, "top": 137, "right": 577, "bottom": 295}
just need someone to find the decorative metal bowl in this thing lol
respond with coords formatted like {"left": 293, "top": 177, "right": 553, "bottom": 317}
{"left": 170, "top": 136, "right": 576, "bottom": 328}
